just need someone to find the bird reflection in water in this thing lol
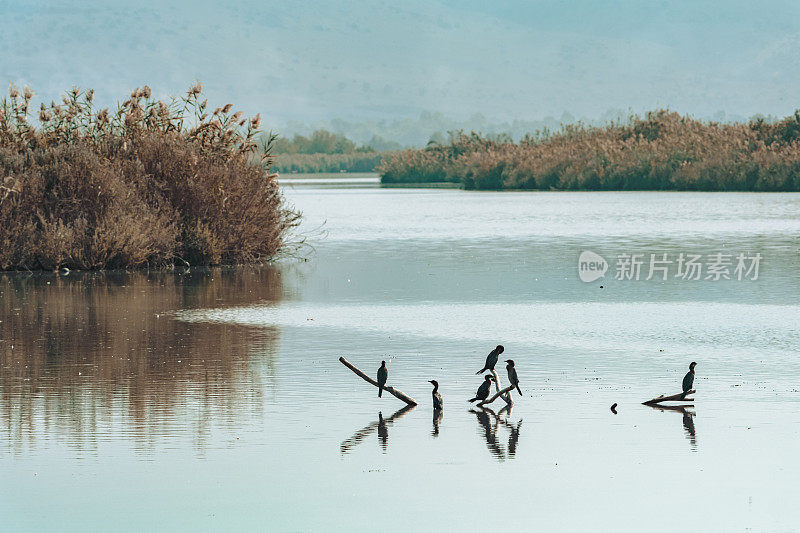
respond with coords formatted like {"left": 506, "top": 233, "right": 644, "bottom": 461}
{"left": 377, "top": 412, "right": 389, "bottom": 451}
{"left": 340, "top": 404, "right": 415, "bottom": 455}
{"left": 470, "top": 404, "right": 522, "bottom": 461}
{"left": 432, "top": 408, "right": 443, "bottom": 437}
{"left": 645, "top": 403, "right": 697, "bottom": 451}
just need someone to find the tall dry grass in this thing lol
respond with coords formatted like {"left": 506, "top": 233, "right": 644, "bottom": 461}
{"left": 0, "top": 83, "right": 299, "bottom": 270}
{"left": 378, "top": 111, "right": 800, "bottom": 191}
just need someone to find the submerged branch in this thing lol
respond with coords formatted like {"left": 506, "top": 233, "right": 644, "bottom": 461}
{"left": 478, "top": 369, "right": 513, "bottom": 407}
{"left": 339, "top": 356, "right": 418, "bottom": 406}
{"left": 642, "top": 390, "right": 695, "bottom": 405}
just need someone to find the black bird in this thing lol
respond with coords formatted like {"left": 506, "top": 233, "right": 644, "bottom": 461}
{"left": 505, "top": 359, "right": 522, "bottom": 395}
{"left": 469, "top": 374, "right": 496, "bottom": 403}
{"left": 429, "top": 380, "right": 443, "bottom": 410}
{"left": 476, "top": 345, "right": 505, "bottom": 374}
{"left": 377, "top": 361, "right": 388, "bottom": 397}
{"left": 682, "top": 362, "right": 697, "bottom": 396}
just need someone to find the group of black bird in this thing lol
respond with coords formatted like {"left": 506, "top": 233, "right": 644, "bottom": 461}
{"left": 377, "top": 345, "right": 524, "bottom": 409}
{"left": 377, "top": 346, "right": 699, "bottom": 409}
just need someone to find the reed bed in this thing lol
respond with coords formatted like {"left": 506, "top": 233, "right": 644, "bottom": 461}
{"left": 378, "top": 110, "right": 800, "bottom": 191}
{"left": 0, "top": 83, "right": 299, "bottom": 270}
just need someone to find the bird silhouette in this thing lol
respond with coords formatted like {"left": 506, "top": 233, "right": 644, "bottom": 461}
{"left": 682, "top": 362, "right": 696, "bottom": 398}
{"left": 505, "top": 359, "right": 522, "bottom": 395}
{"left": 429, "top": 380, "right": 443, "bottom": 410}
{"left": 476, "top": 345, "right": 504, "bottom": 374}
{"left": 377, "top": 360, "right": 388, "bottom": 397}
{"left": 469, "top": 374, "right": 495, "bottom": 403}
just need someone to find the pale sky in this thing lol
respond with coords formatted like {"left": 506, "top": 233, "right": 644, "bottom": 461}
{"left": 2, "top": 0, "right": 800, "bottom": 134}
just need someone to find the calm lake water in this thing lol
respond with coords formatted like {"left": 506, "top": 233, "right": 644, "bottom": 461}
{"left": 2, "top": 175, "right": 800, "bottom": 531}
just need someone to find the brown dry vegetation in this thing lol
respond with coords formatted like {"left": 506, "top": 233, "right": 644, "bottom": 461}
{"left": 0, "top": 83, "right": 299, "bottom": 270}
{"left": 378, "top": 110, "right": 800, "bottom": 191}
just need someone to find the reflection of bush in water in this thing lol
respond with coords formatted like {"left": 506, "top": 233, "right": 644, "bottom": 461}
{"left": 0, "top": 268, "right": 282, "bottom": 452}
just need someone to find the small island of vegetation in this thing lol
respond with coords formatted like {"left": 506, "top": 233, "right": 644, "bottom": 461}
{"left": 378, "top": 110, "right": 800, "bottom": 191}
{"left": 0, "top": 83, "right": 298, "bottom": 271}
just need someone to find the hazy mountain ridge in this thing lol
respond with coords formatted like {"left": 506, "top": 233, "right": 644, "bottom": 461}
{"left": 2, "top": 0, "right": 799, "bottom": 139}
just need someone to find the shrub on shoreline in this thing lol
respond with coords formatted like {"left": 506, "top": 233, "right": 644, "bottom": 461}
{"left": 377, "top": 111, "right": 800, "bottom": 191}
{"left": 0, "top": 83, "right": 299, "bottom": 270}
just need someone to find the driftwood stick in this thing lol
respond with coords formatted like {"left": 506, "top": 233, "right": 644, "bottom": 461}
{"left": 642, "top": 390, "right": 695, "bottom": 406}
{"left": 478, "top": 384, "right": 516, "bottom": 407}
{"left": 339, "top": 356, "right": 418, "bottom": 406}
{"left": 490, "top": 369, "right": 513, "bottom": 406}
{"left": 477, "top": 370, "right": 513, "bottom": 407}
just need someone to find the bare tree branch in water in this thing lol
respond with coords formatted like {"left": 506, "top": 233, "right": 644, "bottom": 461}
{"left": 477, "top": 368, "right": 513, "bottom": 407}
{"left": 339, "top": 356, "right": 417, "bottom": 406}
{"left": 642, "top": 390, "right": 695, "bottom": 405}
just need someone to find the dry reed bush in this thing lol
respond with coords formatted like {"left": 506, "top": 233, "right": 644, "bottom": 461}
{"left": 378, "top": 111, "right": 800, "bottom": 191}
{"left": 0, "top": 83, "right": 299, "bottom": 270}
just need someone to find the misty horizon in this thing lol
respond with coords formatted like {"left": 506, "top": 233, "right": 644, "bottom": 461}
{"left": 3, "top": 0, "right": 800, "bottom": 145}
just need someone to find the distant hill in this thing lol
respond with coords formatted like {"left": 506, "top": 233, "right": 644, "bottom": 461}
{"left": 4, "top": 0, "right": 800, "bottom": 130}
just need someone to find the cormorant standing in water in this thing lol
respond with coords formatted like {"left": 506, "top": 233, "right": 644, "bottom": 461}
{"left": 682, "top": 362, "right": 697, "bottom": 397}
{"left": 476, "top": 345, "right": 504, "bottom": 374}
{"left": 429, "top": 380, "right": 443, "bottom": 410}
{"left": 377, "top": 361, "right": 388, "bottom": 397}
{"left": 505, "top": 359, "right": 522, "bottom": 395}
{"left": 469, "top": 374, "right": 495, "bottom": 403}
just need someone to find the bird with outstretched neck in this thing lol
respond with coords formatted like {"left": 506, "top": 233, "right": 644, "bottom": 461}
{"left": 476, "top": 345, "right": 504, "bottom": 374}
{"left": 505, "top": 359, "right": 522, "bottom": 395}
{"left": 377, "top": 361, "right": 388, "bottom": 397}
{"left": 469, "top": 374, "right": 496, "bottom": 403}
{"left": 682, "top": 362, "right": 697, "bottom": 398}
{"left": 429, "top": 380, "right": 443, "bottom": 410}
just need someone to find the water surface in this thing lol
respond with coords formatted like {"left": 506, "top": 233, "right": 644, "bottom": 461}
{"left": 2, "top": 181, "right": 800, "bottom": 531}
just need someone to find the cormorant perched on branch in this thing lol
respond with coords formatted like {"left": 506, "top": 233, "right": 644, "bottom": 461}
{"left": 469, "top": 374, "right": 495, "bottom": 403}
{"left": 429, "top": 380, "right": 443, "bottom": 410}
{"left": 377, "top": 361, "right": 388, "bottom": 397}
{"left": 505, "top": 359, "right": 522, "bottom": 395}
{"left": 476, "top": 345, "right": 504, "bottom": 374}
{"left": 682, "top": 362, "right": 697, "bottom": 395}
